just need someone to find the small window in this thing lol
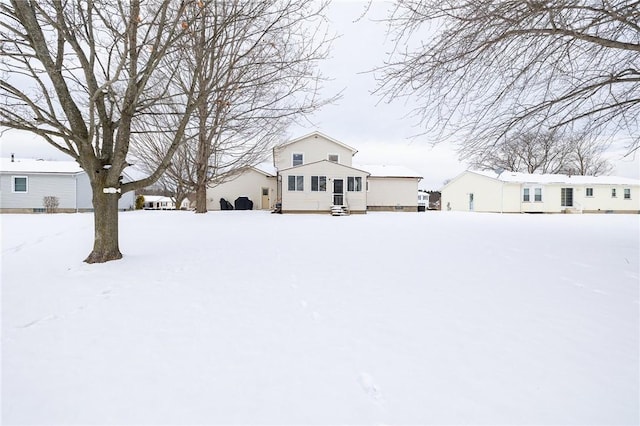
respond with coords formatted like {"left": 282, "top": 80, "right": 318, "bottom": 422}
{"left": 586, "top": 187, "right": 594, "bottom": 197}
{"left": 534, "top": 188, "right": 542, "bottom": 202}
{"left": 347, "top": 176, "right": 362, "bottom": 192}
{"left": 12, "top": 176, "right": 28, "bottom": 193}
{"left": 292, "top": 153, "right": 303, "bottom": 167}
{"left": 523, "top": 188, "right": 530, "bottom": 202}
{"left": 287, "top": 175, "right": 303, "bottom": 191}
{"left": 624, "top": 188, "right": 631, "bottom": 199}
{"left": 612, "top": 188, "right": 617, "bottom": 198}
{"left": 328, "top": 154, "right": 339, "bottom": 163}
{"left": 311, "top": 176, "right": 326, "bottom": 192}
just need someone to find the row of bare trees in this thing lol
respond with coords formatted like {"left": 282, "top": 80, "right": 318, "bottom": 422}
{"left": 468, "top": 131, "right": 613, "bottom": 176}
{"left": 375, "top": 0, "right": 639, "bottom": 161}
{"left": 0, "top": 0, "right": 331, "bottom": 262}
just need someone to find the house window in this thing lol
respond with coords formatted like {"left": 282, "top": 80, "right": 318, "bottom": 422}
{"left": 534, "top": 188, "right": 542, "bottom": 202}
{"left": 347, "top": 176, "right": 362, "bottom": 192}
{"left": 624, "top": 188, "right": 631, "bottom": 199}
{"left": 12, "top": 176, "right": 28, "bottom": 193}
{"left": 586, "top": 187, "right": 594, "bottom": 197}
{"left": 328, "top": 154, "right": 339, "bottom": 163}
{"left": 561, "top": 188, "right": 573, "bottom": 207}
{"left": 612, "top": 188, "right": 617, "bottom": 198}
{"left": 311, "top": 176, "right": 326, "bottom": 191}
{"left": 292, "top": 153, "right": 303, "bottom": 167}
{"left": 287, "top": 175, "right": 304, "bottom": 191}
{"left": 523, "top": 188, "right": 530, "bottom": 202}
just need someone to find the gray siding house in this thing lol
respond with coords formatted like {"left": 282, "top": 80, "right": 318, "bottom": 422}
{"left": 1, "top": 157, "right": 134, "bottom": 213}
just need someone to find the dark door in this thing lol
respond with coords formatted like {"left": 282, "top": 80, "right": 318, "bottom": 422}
{"left": 333, "top": 179, "right": 344, "bottom": 205}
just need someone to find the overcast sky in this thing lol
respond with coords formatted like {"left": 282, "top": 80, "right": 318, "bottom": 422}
{"left": 1, "top": 0, "right": 638, "bottom": 189}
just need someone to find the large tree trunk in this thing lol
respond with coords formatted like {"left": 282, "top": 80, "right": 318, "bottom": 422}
{"left": 194, "top": 180, "right": 208, "bottom": 213}
{"left": 84, "top": 187, "right": 122, "bottom": 264}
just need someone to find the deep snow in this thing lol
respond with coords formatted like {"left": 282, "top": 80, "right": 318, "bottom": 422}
{"left": 2, "top": 210, "right": 639, "bottom": 425}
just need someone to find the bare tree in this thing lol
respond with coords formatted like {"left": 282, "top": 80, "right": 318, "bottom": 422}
{"left": 0, "top": 0, "right": 203, "bottom": 262}
{"left": 132, "top": 0, "right": 334, "bottom": 213}
{"left": 470, "top": 130, "right": 613, "bottom": 176}
{"left": 376, "top": 1, "right": 640, "bottom": 157}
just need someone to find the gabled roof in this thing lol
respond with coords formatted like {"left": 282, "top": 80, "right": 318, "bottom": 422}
{"left": 0, "top": 158, "right": 83, "bottom": 174}
{"left": 466, "top": 169, "right": 640, "bottom": 186}
{"left": 279, "top": 159, "right": 370, "bottom": 175}
{"left": 274, "top": 131, "right": 358, "bottom": 155}
{"left": 355, "top": 164, "right": 422, "bottom": 179}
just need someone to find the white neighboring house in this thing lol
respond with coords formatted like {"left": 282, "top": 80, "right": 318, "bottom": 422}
{"left": 142, "top": 195, "right": 177, "bottom": 210}
{"left": 442, "top": 169, "right": 640, "bottom": 213}
{"left": 205, "top": 132, "right": 423, "bottom": 213}
{"left": 1, "top": 157, "right": 135, "bottom": 213}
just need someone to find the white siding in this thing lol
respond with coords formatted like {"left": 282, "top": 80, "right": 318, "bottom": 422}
{"left": 443, "top": 171, "right": 640, "bottom": 213}
{"left": 281, "top": 161, "right": 367, "bottom": 212}
{"left": 274, "top": 134, "right": 355, "bottom": 169}
{"left": 75, "top": 172, "right": 93, "bottom": 210}
{"left": 1, "top": 173, "right": 78, "bottom": 210}
{"left": 207, "top": 169, "right": 276, "bottom": 210}
{"left": 367, "top": 177, "right": 420, "bottom": 210}
{"left": 442, "top": 172, "right": 510, "bottom": 212}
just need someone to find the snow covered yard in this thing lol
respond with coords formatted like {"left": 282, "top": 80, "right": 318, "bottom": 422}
{"left": 2, "top": 210, "right": 638, "bottom": 425}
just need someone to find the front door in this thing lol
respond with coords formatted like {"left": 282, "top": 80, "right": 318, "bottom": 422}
{"left": 261, "top": 187, "right": 270, "bottom": 210}
{"left": 333, "top": 179, "right": 344, "bottom": 205}
{"left": 561, "top": 188, "right": 573, "bottom": 207}
{"left": 469, "top": 193, "right": 474, "bottom": 211}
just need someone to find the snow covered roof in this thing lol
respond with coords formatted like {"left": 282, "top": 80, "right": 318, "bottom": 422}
{"left": 0, "top": 158, "right": 83, "bottom": 174}
{"left": 252, "top": 162, "right": 277, "bottom": 176}
{"left": 356, "top": 164, "right": 423, "bottom": 179}
{"left": 140, "top": 195, "right": 174, "bottom": 202}
{"left": 470, "top": 169, "right": 640, "bottom": 186}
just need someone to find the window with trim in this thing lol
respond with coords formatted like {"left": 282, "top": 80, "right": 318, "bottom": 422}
{"left": 288, "top": 175, "right": 304, "bottom": 191}
{"left": 311, "top": 176, "right": 326, "bottom": 191}
{"left": 292, "top": 153, "right": 303, "bottom": 167}
{"left": 328, "top": 154, "right": 339, "bottom": 163}
{"left": 523, "top": 188, "right": 530, "bottom": 202}
{"left": 624, "top": 188, "right": 631, "bottom": 199}
{"left": 534, "top": 188, "right": 542, "bottom": 202}
{"left": 586, "top": 187, "right": 594, "bottom": 197}
{"left": 347, "top": 176, "right": 362, "bottom": 191}
{"left": 12, "top": 176, "right": 27, "bottom": 193}
{"left": 612, "top": 188, "right": 617, "bottom": 198}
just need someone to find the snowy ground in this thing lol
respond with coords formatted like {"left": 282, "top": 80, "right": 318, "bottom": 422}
{"left": 2, "top": 210, "right": 639, "bottom": 425}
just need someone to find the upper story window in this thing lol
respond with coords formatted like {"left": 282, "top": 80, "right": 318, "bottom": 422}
{"left": 624, "top": 188, "right": 631, "bottom": 199}
{"left": 328, "top": 154, "right": 339, "bottom": 163}
{"left": 586, "top": 187, "right": 594, "bottom": 197}
{"left": 612, "top": 188, "right": 617, "bottom": 198}
{"left": 12, "top": 176, "right": 28, "bottom": 193}
{"left": 292, "top": 153, "right": 303, "bottom": 167}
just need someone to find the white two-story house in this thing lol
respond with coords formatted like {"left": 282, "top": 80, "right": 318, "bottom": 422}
{"left": 206, "top": 132, "right": 422, "bottom": 213}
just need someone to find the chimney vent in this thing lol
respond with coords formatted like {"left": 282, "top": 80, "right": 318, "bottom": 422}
{"left": 11, "top": 153, "right": 14, "bottom": 162}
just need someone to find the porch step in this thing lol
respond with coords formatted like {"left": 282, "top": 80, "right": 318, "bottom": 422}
{"left": 331, "top": 205, "right": 349, "bottom": 216}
